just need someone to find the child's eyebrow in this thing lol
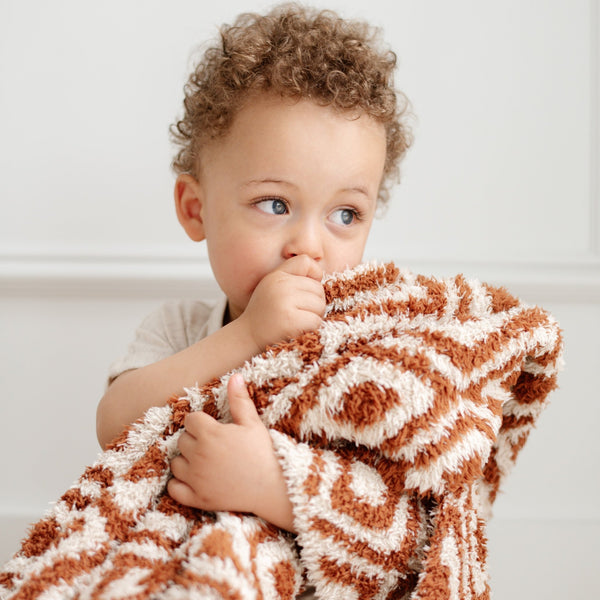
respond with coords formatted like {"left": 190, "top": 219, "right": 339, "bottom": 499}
{"left": 241, "top": 179, "right": 372, "bottom": 198}
{"left": 240, "top": 178, "right": 298, "bottom": 189}
{"left": 342, "top": 185, "right": 371, "bottom": 198}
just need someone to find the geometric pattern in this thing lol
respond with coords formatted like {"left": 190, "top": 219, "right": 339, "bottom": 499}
{"left": 0, "top": 262, "right": 563, "bottom": 600}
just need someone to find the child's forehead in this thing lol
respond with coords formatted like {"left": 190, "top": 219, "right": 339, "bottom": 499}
{"left": 196, "top": 91, "right": 385, "bottom": 182}
{"left": 198, "top": 93, "right": 386, "bottom": 195}
{"left": 233, "top": 92, "right": 374, "bottom": 132}
{"left": 207, "top": 94, "right": 382, "bottom": 151}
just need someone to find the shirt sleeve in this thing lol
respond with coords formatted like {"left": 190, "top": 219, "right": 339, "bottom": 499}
{"left": 106, "top": 298, "right": 225, "bottom": 385}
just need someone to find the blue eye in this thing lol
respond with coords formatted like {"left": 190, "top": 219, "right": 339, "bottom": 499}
{"left": 256, "top": 198, "right": 288, "bottom": 215}
{"left": 331, "top": 208, "right": 358, "bottom": 226}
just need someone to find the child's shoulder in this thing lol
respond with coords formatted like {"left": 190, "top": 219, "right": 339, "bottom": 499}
{"left": 107, "top": 296, "right": 228, "bottom": 385}
{"left": 142, "top": 296, "right": 227, "bottom": 342}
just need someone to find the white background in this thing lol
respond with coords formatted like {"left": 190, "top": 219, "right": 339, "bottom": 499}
{"left": 1, "top": 1, "right": 599, "bottom": 598}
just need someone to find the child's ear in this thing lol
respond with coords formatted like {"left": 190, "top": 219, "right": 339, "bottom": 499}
{"left": 174, "top": 174, "right": 205, "bottom": 242}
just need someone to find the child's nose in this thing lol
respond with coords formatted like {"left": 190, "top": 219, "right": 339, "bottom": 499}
{"left": 282, "top": 221, "right": 323, "bottom": 262}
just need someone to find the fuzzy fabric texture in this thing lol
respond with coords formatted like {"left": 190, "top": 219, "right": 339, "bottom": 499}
{"left": 0, "top": 262, "right": 563, "bottom": 600}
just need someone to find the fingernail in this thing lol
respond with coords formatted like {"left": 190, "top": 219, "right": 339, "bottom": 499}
{"left": 230, "top": 373, "right": 244, "bottom": 388}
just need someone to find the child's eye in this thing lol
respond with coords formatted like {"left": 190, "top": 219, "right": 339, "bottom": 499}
{"left": 255, "top": 198, "right": 288, "bottom": 215}
{"left": 330, "top": 208, "right": 359, "bottom": 226}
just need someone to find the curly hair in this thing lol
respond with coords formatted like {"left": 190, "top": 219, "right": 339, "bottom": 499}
{"left": 170, "top": 3, "right": 412, "bottom": 204}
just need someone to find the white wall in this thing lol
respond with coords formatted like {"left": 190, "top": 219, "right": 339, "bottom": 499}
{"left": 1, "top": 1, "right": 598, "bottom": 598}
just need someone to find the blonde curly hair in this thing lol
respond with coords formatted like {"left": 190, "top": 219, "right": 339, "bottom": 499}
{"left": 170, "top": 3, "right": 412, "bottom": 204}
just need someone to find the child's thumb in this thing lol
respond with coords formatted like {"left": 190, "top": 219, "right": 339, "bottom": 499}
{"left": 227, "top": 373, "right": 260, "bottom": 426}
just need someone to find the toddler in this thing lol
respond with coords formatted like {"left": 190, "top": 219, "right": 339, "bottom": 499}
{"left": 97, "top": 1, "right": 410, "bottom": 544}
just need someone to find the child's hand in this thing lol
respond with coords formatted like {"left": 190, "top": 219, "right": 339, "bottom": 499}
{"left": 167, "top": 374, "right": 295, "bottom": 530}
{"left": 240, "top": 254, "right": 325, "bottom": 351}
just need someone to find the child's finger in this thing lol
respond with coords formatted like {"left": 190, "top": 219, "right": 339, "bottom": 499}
{"left": 295, "top": 290, "right": 326, "bottom": 317}
{"left": 296, "top": 278, "right": 327, "bottom": 307}
{"left": 167, "top": 476, "right": 197, "bottom": 507}
{"left": 176, "top": 430, "right": 198, "bottom": 459}
{"left": 183, "top": 409, "right": 216, "bottom": 437}
{"left": 170, "top": 454, "right": 188, "bottom": 481}
{"left": 228, "top": 374, "right": 261, "bottom": 426}
{"left": 278, "top": 254, "right": 324, "bottom": 282}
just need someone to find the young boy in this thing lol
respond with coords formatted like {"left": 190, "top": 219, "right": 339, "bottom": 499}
{"left": 96, "top": 3, "right": 411, "bottom": 537}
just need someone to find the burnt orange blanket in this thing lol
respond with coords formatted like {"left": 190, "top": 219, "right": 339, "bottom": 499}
{"left": 0, "top": 262, "right": 562, "bottom": 599}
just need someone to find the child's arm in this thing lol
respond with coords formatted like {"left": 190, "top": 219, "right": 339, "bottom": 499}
{"left": 168, "top": 374, "right": 295, "bottom": 531}
{"left": 96, "top": 255, "right": 324, "bottom": 449}
{"left": 97, "top": 315, "right": 261, "bottom": 449}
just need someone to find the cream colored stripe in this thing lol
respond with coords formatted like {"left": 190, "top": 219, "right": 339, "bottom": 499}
{"left": 404, "top": 428, "right": 494, "bottom": 495}
{"left": 391, "top": 398, "right": 501, "bottom": 464}
{"left": 1, "top": 505, "right": 111, "bottom": 592}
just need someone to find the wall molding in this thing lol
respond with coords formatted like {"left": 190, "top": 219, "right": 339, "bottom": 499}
{"left": 1, "top": 249, "right": 599, "bottom": 303}
{"left": 0, "top": 249, "right": 219, "bottom": 299}
{"left": 591, "top": 0, "right": 600, "bottom": 254}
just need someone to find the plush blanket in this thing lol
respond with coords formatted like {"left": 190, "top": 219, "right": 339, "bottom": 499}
{"left": 0, "top": 262, "right": 562, "bottom": 600}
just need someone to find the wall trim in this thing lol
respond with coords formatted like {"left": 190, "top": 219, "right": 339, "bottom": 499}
{"left": 591, "top": 0, "right": 600, "bottom": 254}
{"left": 0, "top": 249, "right": 218, "bottom": 298}
{"left": 1, "top": 249, "right": 599, "bottom": 302}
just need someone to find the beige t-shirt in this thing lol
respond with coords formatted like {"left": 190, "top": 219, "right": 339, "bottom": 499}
{"left": 107, "top": 297, "right": 317, "bottom": 599}
{"left": 107, "top": 296, "right": 228, "bottom": 384}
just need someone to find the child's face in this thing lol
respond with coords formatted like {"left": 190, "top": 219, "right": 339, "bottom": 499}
{"left": 176, "top": 93, "right": 386, "bottom": 320}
